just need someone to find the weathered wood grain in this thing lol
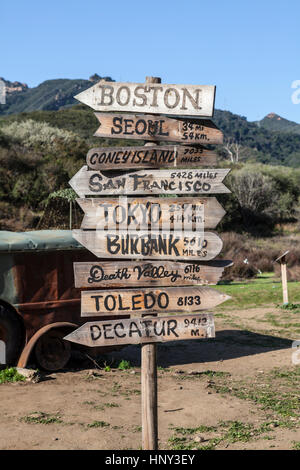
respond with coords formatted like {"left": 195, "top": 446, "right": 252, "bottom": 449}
{"left": 77, "top": 197, "right": 226, "bottom": 231}
{"left": 75, "top": 81, "right": 215, "bottom": 117}
{"left": 80, "top": 286, "right": 230, "bottom": 317}
{"left": 94, "top": 113, "right": 223, "bottom": 144}
{"left": 69, "top": 167, "right": 230, "bottom": 198}
{"left": 86, "top": 145, "right": 218, "bottom": 170}
{"left": 64, "top": 313, "right": 216, "bottom": 347}
{"left": 142, "top": 341, "right": 157, "bottom": 450}
{"left": 141, "top": 76, "right": 159, "bottom": 452}
{"left": 73, "top": 260, "right": 233, "bottom": 288}
{"left": 72, "top": 229, "right": 223, "bottom": 261}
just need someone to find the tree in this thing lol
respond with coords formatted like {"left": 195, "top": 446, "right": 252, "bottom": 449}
{"left": 229, "top": 169, "right": 279, "bottom": 230}
{"left": 223, "top": 137, "right": 243, "bottom": 163}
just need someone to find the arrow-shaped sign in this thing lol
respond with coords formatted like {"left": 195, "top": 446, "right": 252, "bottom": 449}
{"left": 72, "top": 229, "right": 223, "bottom": 260}
{"left": 69, "top": 167, "right": 230, "bottom": 198}
{"left": 77, "top": 197, "right": 226, "bottom": 230}
{"left": 93, "top": 113, "right": 223, "bottom": 145}
{"left": 75, "top": 81, "right": 215, "bottom": 117}
{"left": 73, "top": 259, "right": 233, "bottom": 288}
{"left": 80, "top": 286, "right": 231, "bottom": 317}
{"left": 86, "top": 145, "right": 218, "bottom": 170}
{"left": 64, "top": 313, "right": 215, "bottom": 348}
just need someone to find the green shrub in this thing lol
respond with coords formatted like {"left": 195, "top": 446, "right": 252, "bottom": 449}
{"left": 1, "top": 119, "right": 79, "bottom": 150}
{"left": 118, "top": 360, "right": 131, "bottom": 370}
{"left": 0, "top": 368, "right": 26, "bottom": 384}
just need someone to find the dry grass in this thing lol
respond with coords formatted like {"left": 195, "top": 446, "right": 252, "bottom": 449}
{"left": 220, "top": 232, "right": 300, "bottom": 281}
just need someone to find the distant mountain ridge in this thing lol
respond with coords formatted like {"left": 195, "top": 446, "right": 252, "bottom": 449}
{"left": 0, "top": 74, "right": 114, "bottom": 115}
{"left": 255, "top": 112, "right": 300, "bottom": 135}
{"left": 0, "top": 75, "right": 299, "bottom": 167}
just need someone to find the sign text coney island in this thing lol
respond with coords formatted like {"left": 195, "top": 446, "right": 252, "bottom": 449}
{"left": 86, "top": 145, "right": 218, "bottom": 170}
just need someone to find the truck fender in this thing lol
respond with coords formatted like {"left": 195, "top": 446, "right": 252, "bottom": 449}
{"left": 17, "top": 322, "right": 77, "bottom": 368}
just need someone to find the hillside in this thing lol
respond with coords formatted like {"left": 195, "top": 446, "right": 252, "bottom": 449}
{"left": 0, "top": 77, "right": 300, "bottom": 237}
{"left": 213, "top": 109, "right": 300, "bottom": 167}
{"left": 256, "top": 113, "right": 300, "bottom": 135}
{"left": 0, "top": 74, "right": 113, "bottom": 115}
{"left": 1, "top": 105, "right": 300, "bottom": 167}
{"left": 0, "top": 76, "right": 299, "bottom": 167}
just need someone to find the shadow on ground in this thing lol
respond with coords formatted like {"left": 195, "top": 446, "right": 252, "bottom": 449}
{"left": 72, "top": 329, "right": 292, "bottom": 369}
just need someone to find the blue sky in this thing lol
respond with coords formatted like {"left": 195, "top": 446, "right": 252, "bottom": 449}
{"left": 1, "top": 0, "right": 300, "bottom": 123}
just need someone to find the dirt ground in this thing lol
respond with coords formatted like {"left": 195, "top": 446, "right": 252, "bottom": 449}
{"left": 1, "top": 306, "right": 300, "bottom": 450}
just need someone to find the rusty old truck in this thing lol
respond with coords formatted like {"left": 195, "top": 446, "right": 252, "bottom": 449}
{"left": 0, "top": 230, "right": 102, "bottom": 371}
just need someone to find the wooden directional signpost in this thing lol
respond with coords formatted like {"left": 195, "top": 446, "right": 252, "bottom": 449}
{"left": 93, "top": 113, "right": 223, "bottom": 144}
{"left": 86, "top": 145, "right": 218, "bottom": 170}
{"left": 65, "top": 76, "right": 232, "bottom": 450}
{"left": 80, "top": 286, "right": 230, "bottom": 317}
{"left": 65, "top": 313, "right": 215, "bottom": 348}
{"left": 74, "top": 259, "right": 233, "bottom": 288}
{"left": 72, "top": 229, "right": 224, "bottom": 260}
{"left": 75, "top": 81, "right": 216, "bottom": 117}
{"left": 77, "top": 196, "right": 226, "bottom": 230}
{"left": 69, "top": 167, "right": 230, "bottom": 197}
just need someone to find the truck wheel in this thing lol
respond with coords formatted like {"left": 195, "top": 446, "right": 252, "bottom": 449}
{"left": 0, "top": 305, "right": 24, "bottom": 366}
{"left": 34, "top": 328, "right": 72, "bottom": 371}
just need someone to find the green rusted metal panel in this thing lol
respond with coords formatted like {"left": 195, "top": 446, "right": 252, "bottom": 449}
{"left": 0, "top": 253, "right": 19, "bottom": 304}
{"left": 0, "top": 230, "right": 82, "bottom": 252}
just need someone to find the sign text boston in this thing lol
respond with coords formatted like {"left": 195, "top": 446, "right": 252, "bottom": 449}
{"left": 75, "top": 82, "right": 216, "bottom": 117}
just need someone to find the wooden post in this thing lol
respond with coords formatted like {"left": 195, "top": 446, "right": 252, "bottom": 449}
{"left": 274, "top": 251, "right": 289, "bottom": 305}
{"left": 141, "top": 337, "right": 158, "bottom": 449}
{"left": 141, "top": 76, "right": 160, "bottom": 451}
{"left": 281, "top": 260, "right": 289, "bottom": 304}
{"left": 69, "top": 201, "right": 72, "bottom": 230}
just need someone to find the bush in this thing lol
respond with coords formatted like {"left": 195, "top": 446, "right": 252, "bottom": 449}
{"left": 0, "top": 119, "right": 79, "bottom": 150}
{"left": 218, "top": 163, "right": 300, "bottom": 235}
{"left": 0, "top": 368, "right": 26, "bottom": 384}
{"left": 220, "top": 232, "right": 290, "bottom": 281}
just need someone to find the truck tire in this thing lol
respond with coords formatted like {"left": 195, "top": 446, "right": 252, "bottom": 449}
{"left": 0, "top": 305, "right": 24, "bottom": 366}
{"left": 34, "top": 328, "right": 72, "bottom": 371}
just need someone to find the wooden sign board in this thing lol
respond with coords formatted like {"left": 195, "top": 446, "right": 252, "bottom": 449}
{"left": 74, "top": 260, "right": 233, "bottom": 289}
{"left": 69, "top": 167, "right": 230, "bottom": 198}
{"left": 274, "top": 251, "right": 289, "bottom": 264}
{"left": 94, "top": 113, "right": 223, "bottom": 145}
{"left": 64, "top": 313, "right": 215, "bottom": 348}
{"left": 75, "top": 81, "right": 216, "bottom": 117}
{"left": 86, "top": 145, "right": 218, "bottom": 170}
{"left": 80, "top": 286, "right": 230, "bottom": 317}
{"left": 77, "top": 197, "right": 226, "bottom": 230}
{"left": 72, "top": 230, "right": 223, "bottom": 260}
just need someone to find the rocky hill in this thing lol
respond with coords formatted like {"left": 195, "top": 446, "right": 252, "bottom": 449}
{"left": 0, "top": 74, "right": 113, "bottom": 115}
{"left": 255, "top": 113, "right": 300, "bottom": 135}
